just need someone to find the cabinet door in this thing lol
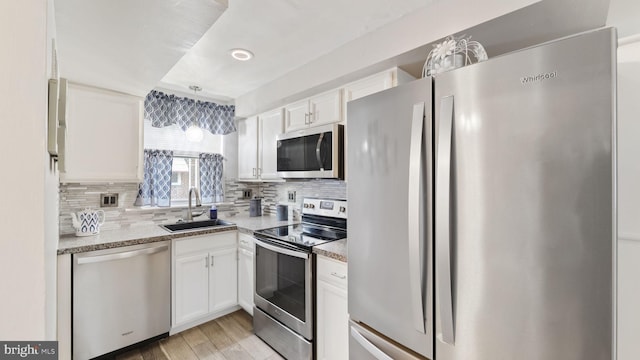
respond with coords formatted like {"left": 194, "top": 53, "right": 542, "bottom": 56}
{"left": 209, "top": 248, "right": 238, "bottom": 313}
{"left": 62, "top": 83, "right": 143, "bottom": 182}
{"left": 174, "top": 253, "right": 210, "bottom": 325}
{"left": 317, "top": 279, "right": 349, "bottom": 360}
{"left": 317, "top": 256, "right": 348, "bottom": 359}
{"left": 237, "top": 247, "right": 254, "bottom": 315}
{"left": 344, "top": 70, "right": 394, "bottom": 106}
{"left": 258, "top": 109, "right": 284, "bottom": 180}
{"left": 284, "top": 99, "right": 309, "bottom": 132}
{"left": 237, "top": 116, "right": 259, "bottom": 179}
{"left": 310, "top": 89, "right": 342, "bottom": 127}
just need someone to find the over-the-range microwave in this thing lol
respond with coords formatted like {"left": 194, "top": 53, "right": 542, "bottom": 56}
{"left": 276, "top": 123, "right": 344, "bottom": 179}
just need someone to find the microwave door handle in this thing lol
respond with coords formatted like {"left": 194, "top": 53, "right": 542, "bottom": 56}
{"left": 316, "top": 132, "right": 325, "bottom": 170}
{"left": 408, "top": 102, "right": 426, "bottom": 334}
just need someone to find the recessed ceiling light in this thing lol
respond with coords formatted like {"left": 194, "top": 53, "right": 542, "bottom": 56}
{"left": 230, "top": 48, "right": 254, "bottom": 61}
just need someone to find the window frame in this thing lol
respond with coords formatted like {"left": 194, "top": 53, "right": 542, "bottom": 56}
{"left": 170, "top": 156, "right": 201, "bottom": 206}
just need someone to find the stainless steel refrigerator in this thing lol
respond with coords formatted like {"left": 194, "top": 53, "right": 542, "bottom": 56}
{"left": 347, "top": 27, "right": 616, "bottom": 360}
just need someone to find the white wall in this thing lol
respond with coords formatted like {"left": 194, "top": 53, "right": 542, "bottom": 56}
{"left": 45, "top": 0, "right": 59, "bottom": 340}
{"left": 0, "top": 0, "right": 50, "bottom": 339}
{"left": 615, "top": 36, "right": 640, "bottom": 360}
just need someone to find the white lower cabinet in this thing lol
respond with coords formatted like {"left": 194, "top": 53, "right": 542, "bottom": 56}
{"left": 237, "top": 233, "right": 255, "bottom": 315}
{"left": 172, "top": 231, "right": 238, "bottom": 332}
{"left": 209, "top": 247, "right": 238, "bottom": 313}
{"left": 175, "top": 253, "right": 210, "bottom": 323}
{"left": 316, "top": 255, "right": 349, "bottom": 360}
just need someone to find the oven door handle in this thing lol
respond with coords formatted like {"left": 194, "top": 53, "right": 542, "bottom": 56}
{"left": 254, "top": 238, "right": 309, "bottom": 260}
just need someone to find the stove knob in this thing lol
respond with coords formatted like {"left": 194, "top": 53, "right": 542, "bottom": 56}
{"left": 303, "top": 203, "right": 309, "bottom": 208}
{"left": 339, "top": 206, "right": 346, "bottom": 213}
{"left": 309, "top": 204, "right": 315, "bottom": 209}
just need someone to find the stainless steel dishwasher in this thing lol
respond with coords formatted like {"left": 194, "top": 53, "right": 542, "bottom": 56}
{"left": 73, "top": 241, "right": 170, "bottom": 360}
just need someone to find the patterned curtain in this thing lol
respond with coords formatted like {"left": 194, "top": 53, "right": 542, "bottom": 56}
{"left": 134, "top": 149, "right": 174, "bottom": 207}
{"left": 199, "top": 153, "right": 224, "bottom": 204}
{"left": 144, "top": 90, "right": 236, "bottom": 135}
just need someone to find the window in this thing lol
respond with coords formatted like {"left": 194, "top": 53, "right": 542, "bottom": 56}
{"left": 170, "top": 157, "right": 199, "bottom": 204}
{"left": 171, "top": 172, "right": 181, "bottom": 185}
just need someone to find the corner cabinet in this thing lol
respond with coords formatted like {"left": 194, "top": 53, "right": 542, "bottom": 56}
{"left": 237, "top": 233, "right": 255, "bottom": 315}
{"left": 284, "top": 89, "right": 343, "bottom": 132}
{"left": 172, "top": 231, "right": 239, "bottom": 333}
{"left": 61, "top": 83, "right": 143, "bottom": 183}
{"left": 316, "top": 255, "right": 349, "bottom": 360}
{"left": 237, "top": 108, "right": 284, "bottom": 181}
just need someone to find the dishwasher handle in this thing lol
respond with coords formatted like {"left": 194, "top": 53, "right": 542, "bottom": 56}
{"left": 76, "top": 244, "right": 169, "bottom": 265}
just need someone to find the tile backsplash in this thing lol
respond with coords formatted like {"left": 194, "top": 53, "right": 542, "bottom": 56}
{"left": 59, "top": 179, "right": 346, "bottom": 235}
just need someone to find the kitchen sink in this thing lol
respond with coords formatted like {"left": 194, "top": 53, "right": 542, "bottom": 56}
{"left": 160, "top": 219, "right": 235, "bottom": 232}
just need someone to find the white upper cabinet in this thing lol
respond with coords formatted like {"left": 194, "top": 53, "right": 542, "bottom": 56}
{"left": 341, "top": 68, "right": 415, "bottom": 179}
{"left": 285, "top": 89, "right": 342, "bottom": 132}
{"left": 237, "top": 109, "right": 284, "bottom": 181}
{"left": 258, "top": 109, "right": 284, "bottom": 180}
{"left": 284, "top": 99, "right": 310, "bottom": 133}
{"left": 344, "top": 70, "right": 394, "bottom": 104}
{"left": 61, "top": 83, "right": 143, "bottom": 183}
{"left": 342, "top": 67, "right": 415, "bottom": 121}
{"left": 237, "top": 116, "right": 259, "bottom": 180}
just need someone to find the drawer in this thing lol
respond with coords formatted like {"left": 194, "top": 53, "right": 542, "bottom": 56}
{"left": 174, "top": 231, "right": 237, "bottom": 256}
{"left": 238, "top": 233, "right": 255, "bottom": 251}
{"left": 317, "top": 255, "right": 347, "bottom": 289}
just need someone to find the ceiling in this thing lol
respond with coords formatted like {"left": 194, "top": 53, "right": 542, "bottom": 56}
{"left": 157, "top": 0, "right": 432, "bottom": 102}
{"left": 55, "top": 0, "right": 227, "bottom": 97}
{"left": 54, "top": 0, "right": 433, "bottom": 100}
{"left": 54, "top": 0, "right": 636, "bottom": 110}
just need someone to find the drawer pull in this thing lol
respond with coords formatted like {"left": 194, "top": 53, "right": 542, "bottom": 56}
{"left": 331, "top": 272, "right": 346, "bottom": 280}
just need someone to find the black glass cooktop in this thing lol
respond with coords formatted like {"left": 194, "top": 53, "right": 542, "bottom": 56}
{"left": 255, "top": 223, "right": 346, "bottom": 249}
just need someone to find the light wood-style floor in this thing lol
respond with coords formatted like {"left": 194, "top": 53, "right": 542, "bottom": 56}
{"left": 114, "top": 310, "right": 284, "bottom": 360}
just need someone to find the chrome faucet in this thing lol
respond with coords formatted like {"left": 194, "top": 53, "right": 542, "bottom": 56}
{"left": 187, "top": 187, "right": 202, "bottom": 221}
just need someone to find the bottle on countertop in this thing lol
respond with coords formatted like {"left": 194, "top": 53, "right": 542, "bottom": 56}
{"left": 209, "top": 204, "right": 218, "bottom": 220}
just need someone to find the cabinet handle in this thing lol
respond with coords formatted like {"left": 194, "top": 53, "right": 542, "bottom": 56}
{"left": 331, "top": 272, "right": 346, "bottom": 280}
{"left": 304, "top": 113, "right": 309, "bottom": 124}
{"left": 205, "top": 255, "right": 208, "bottom": 268}
{"left": 210, "top": 255, "right": 214, "bottom": 267}
{"left": 252, "top": 168, "right": 256, "bottom": 177}
{"left": 257, "top": 168, "right": 262, "bottom": 177}
{"left": 308, "top": 111, "right": 314, "bottom": 124}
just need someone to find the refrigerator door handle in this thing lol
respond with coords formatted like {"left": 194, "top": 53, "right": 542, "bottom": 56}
{"left": 436, "top": 95, "right": 455, "bottom": 344}
{"left": 350, "top": 326, "right": 394, "bottom": 360}
{"left": 408, "top": 102, "right": 426, "bottom": 334}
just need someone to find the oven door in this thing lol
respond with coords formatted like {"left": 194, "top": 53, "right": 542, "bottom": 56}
{"left": 254, "top": 237, "right": 313, "bottom": 340}
{"left": 276, "top": 123, "right": 343, "bottom": 179}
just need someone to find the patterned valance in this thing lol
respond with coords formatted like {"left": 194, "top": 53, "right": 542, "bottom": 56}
{"left": 144, "top": 90, "right": 237, "bottom": 135}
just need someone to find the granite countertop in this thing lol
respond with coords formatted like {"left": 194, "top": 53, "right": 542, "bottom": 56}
{"left": 313, "top": 238, "right": 347, "bottom": 262}
{"left": 58, "top": 213, "right": 298, "bottom": 255}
